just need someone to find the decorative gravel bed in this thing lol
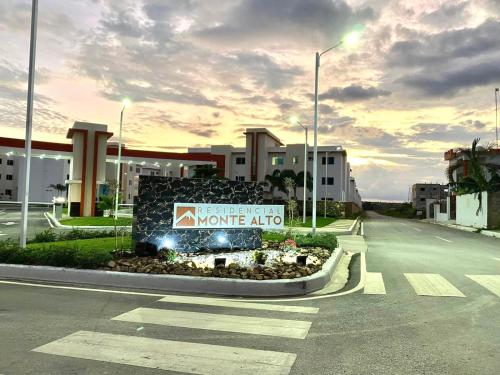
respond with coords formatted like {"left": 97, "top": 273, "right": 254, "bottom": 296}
{"left": 103, "top": 240, "right": 333, "bottom": 280}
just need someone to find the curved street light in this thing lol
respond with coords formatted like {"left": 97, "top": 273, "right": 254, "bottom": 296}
{"left": 114, "top": 98, "right": 131, "bottom": 221}
{"left": 311, "top": 31, "right": 361, "bottom": 234}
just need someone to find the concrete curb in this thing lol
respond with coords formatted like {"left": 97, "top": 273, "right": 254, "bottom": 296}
{"left": 423, "top": 219, "right": 499, "bottom": 238}
{"left": 45, "top": 212, "right": 131, "bottom": 231}
{"left": 0, "top": 247, "right": 344, "bottom": 297}
{"left": 481, "top": 230, "right": 500, "bottom": 239}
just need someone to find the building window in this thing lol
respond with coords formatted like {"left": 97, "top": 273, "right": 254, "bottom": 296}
{"left": 235, "top": 157, "right": 246, "bottom": 165}
{"left": 292, "top": 156, "right": 299, "bottom": 164}
{"left": 0, "top": 158, "right": 2, "bottom": 164}
{"left": 136, "top": 168, "right": 140, "bottom": 173}
{"left": 66, "top": 174, "right": 69, "bottom": 180}
{"left": 130, "top": 166, "right": 133, "bottom": 172}
{"left": 308, "top": 156, "right": 313, "bottom": 161}
{"left": 150, "top": 171, "right": 155, "bottom": 176}
{"left": 7, "top": 160, "right": 14, "bottom": 166}
{"left": 235, "top": 176, "right": 245, "bottom": 182}
{"left": 321, "top": 177, "right": 334, "bottom": 185}
{"left": 128, "top": 194, "right": 131, "bottom": 199}
{"left": 420, "top": 187, "right": 425, "bottom": 192}
{"left": 321, "top": 156, "right": 335, "bottom": 165}
{"left": 67, "top": 160, "right": 70, "bottom": 164}
{"left": 272, "top": 156, "right": 284, "bottom": 165}
{"left": 5, "top": 189, "right": 12, "bottom": 196}
{"left": 128, "top": 180, "right": 132, "bottom": 186}
{"left": 420, "top": 198, "right": 425, "bottom": 201}
{"left": 6, "top": 175, "right": 13, "bottom": 180}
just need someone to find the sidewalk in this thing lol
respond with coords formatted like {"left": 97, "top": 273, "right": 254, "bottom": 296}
{"left": 423, "top": 219, "right": 500, "bottom": 239}
{"left": 288, "top": 218, "right": 358, "bottom": 235}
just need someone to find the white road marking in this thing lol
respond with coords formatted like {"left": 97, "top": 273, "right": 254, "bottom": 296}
{"left": 0, "top": 233, "right": 6, "bottom": 236}
{"left": 158, "top": 295, "right": 318, "bottom": 314}
{"left": 404, "top": 273, "right": 465, "bottom": 297}
{"left": 435, "top": 236, "right": 452, "bottom": 243}
{"left": 363, "top": 272, "right": 386, "bottom": 295}
{"left": 412, "top": 227, "right": 422, "bottom": 232}
{"left": 33, "top": 331, "right": 296, "bottom": 375}
{"left": 466, "top": 275, "right": 500, "bottom": 298}
{"left": 493, "top": 257, "right": 500, "bottom": 262}
{"left": 112, "top": 307, "right": 312, "bottom": 339}
{"left": 1, "top": 221, "right": 16, "bottom": 226}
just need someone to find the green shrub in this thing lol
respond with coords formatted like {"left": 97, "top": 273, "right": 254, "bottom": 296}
{"left": 32, "top": 229, "right": 57, "bottom": 243}
{"left": 0, "top": 240, "right": 112, "bottom": 269}
{"left": 294, "top": 233, "right": 338, "bottom": 254}
{"left": 253, "top": 250, "right": 268, "bottom": 265}
{"left": 28, "top": 228, "right": 117, "bottom": 244}
{"left": 262, "top": 232, "right": 288, "bottom": 242}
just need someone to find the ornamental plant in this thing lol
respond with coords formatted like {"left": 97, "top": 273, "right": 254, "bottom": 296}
{"left": 281, "top": 239, "right": 298, "bottom": 252}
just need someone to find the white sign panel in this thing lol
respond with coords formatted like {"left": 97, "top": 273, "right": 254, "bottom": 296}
{"left": 173, "top": 203, "right": 284, "bottom": 230}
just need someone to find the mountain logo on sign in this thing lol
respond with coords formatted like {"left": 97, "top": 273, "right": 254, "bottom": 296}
{"left": 174, "top": 206, "right": 196, "bottom": 227}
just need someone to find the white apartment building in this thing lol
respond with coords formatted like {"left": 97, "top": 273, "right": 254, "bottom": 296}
{"left": 0, "top": 123, "right": 362, "bottom": 215}
{"left": 187, "top": 128, "right": 362, "bottom": 206}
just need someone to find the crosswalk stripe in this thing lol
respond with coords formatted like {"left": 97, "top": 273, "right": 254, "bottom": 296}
{"left": 33, "top": 330, "right": 296, "bottom": 375}
{"left": 112, "top": 307, "right": 312, "bottom": 339}
{"left": 158, "top": 295, "right": 318, "bottom": 314}
{"left": 363, "top": 272, "right": 386, "bottom": 295}
{"left": 466, "top": 275, "right": 500, "bottom": 298}
{"left": 404, "top": 273, "right": 465, "bottom": 297}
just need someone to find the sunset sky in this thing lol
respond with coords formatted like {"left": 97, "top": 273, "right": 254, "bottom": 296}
{"left": 1, "top": 0, "right": 499, "bottom": 201}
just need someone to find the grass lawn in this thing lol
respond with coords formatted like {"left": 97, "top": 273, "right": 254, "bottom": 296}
{"left": 60, "top": 217, "right": 133, "bottom": 226}
{"left": 26, "top": 236, "right": 132, "bottom": 251}
{"left": 288, "top": 216, "right": 337, "bottom": 228}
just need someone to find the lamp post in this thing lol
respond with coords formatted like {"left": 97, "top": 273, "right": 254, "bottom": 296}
{"left": 291, "top": 117, "right": 309, "bottom": 224}
{"left": 495, "top": 88, "right": 499, "bottom": 148}
{"left": 311, "top": 31, "right": 361, "bottom": 234}
{"left": 324, "top": 151, "right": 328, "bottom": 218}
{"left": 114, "top": 98, "right": 131, "bottom": 220}
{"left": 20, "top": 0, "right": 38, "bottom": 248}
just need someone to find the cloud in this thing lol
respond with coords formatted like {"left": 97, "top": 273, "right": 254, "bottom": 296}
{"left": 319, "top": 84, "right": 391, "bottom": 102}
{"left": 193, "top": 0, "right": 376, "bottom": 49}
{"left": 388, "top": 19, "right": 500, "bottom": 68}
{"left": 399, "top": 60, "right": 500, "bottom": 97}
{"left": 419, "top": 2, "right": 469, "bottom": 28}
{"left": 408, "top": 121, "right": 494, "bottom": 144}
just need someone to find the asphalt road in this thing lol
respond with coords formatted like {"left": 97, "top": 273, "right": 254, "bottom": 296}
{"left": 0, "top": 211, "right": 499, "bottom": 374}
{"left": 0, "top": 204, "right": 51, "bottom": 240}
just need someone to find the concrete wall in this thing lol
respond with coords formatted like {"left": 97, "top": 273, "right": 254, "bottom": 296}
{"left": 456, "top": 192, "right": 488, "bottom": 229}
{"left": 487, "top": 191, "right": 500, "bottom": 229}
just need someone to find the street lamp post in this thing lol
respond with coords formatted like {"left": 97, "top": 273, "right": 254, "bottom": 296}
{"left": 291, "top": 118, "right": 309, "bottom": 224}
{"left": 20, "top": 0, "right": 38, "bottom": 248}
{"left": 324, "top": 151, "right": 328, "bottom": 218}
{"left": 311, "top": 31, "right": 361, "bottom": 234}
{"left": 114, "top": 99, "right": 131, "bottom": 220}
{"left": 495, "top": 88, "right": 499, "bottom": 148}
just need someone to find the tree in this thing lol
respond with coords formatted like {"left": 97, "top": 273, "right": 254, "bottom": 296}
{"left": 192, "top": 164, "right": 223, "bottom": 179}
{"left": 265, "top": 170, "right": 286, "bottom": 202}
{"left": 447, "top": 138, "right": 500, "bottom": 211}
{"left": 48, "top": 183, "right": 67, "bottom": 196}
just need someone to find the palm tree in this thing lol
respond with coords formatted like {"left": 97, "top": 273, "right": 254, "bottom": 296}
{"left": 265, "top": 170, "right": 286, "bottom": 202}
{"left": 192, "top": 164, "right": 223, "bottom": 179}
{"left": 48, "top": 183, "right": 67, "bottom": 196}
{"left": 447, "top": 138, "right": 500, "bottom": 211}
{"left": 296, "top": 171, "right": 313, "bottom": 194}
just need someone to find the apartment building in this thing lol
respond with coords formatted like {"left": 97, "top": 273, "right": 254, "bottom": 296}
{"left": 188, "top": 128, "right": 362, "bottom": 206}
{"left": 0, "top": 122, "right": 362, "bottom": 215}
{"left": 411, "top": 183, "right": 448, "bottom": 211}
